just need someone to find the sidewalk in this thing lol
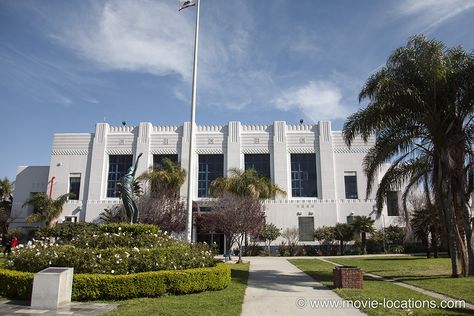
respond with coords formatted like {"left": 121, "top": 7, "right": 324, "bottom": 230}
{"left": 241, "top": 257, "right": 365, "bottom": 316}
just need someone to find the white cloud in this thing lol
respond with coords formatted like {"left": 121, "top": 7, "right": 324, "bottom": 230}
{"left": 395, "top": 0, "right": 474, "bottom": 33}
{"left": 59, "top": 0, "right": 194, "bottom": 81}
{"left": 274, "top": 81, "right": 350, "bottom": 122}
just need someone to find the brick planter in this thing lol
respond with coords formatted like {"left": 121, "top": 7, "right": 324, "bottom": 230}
{"left": 333, "top": 266, "right": 363, "bottom": 289}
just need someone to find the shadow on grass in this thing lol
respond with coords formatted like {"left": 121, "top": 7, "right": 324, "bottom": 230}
{"left": 231, "top": 267, "right": 249, "bottom": 286}
{"left": 357, "top": 257, "right": 426, "bottom": 261}
{"left": 440, "top": 307, "right": 474, "bottom": 315}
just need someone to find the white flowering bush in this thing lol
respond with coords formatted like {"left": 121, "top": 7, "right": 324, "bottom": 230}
{"left": 8, "top": 224, "right": 215, "bottom": 274}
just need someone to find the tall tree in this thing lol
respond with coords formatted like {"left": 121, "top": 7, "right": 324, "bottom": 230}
{"left": 139, "top": 158, "right": 186, "bottom": 198}
{"left": 0, "top": 178, "right": 13, "bottom": 233}
{"left": 23, "top": 193, "right": 70, "bottom": 228}
{"left": 137, "top": 159, "right": 187, "bottom": 233}
{"left": 333, "top": 223, "right": 354, "bottom": 256}
{"left": 259, "top": 223, "right": 281, "bottom": 254}
{"left": 200, "top": 192, "right": 265, "bottom": 263}
{"left": 314, "top": 226, "right": 336, "bottom": 255}
{"left": 209, "top": 168, "right": 285, "bottom": 199}
{"left": 351, "top": 216, "right": 375, "bottom": 254}
{"left": 343, "top": 35, "right": 474, "bottom": 276}
{"left": 411, "top": 206, "right": 440, "bottom": 258}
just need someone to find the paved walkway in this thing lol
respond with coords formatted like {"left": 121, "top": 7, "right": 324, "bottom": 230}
{"left": 241, "top": 257, "right": 365, "bottom": 316}
{"left": 0, "top": 301, "right": 117, "bottom": 315}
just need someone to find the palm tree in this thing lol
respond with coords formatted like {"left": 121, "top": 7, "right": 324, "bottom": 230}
{"left": 343, "top": 35, "right": 474, "bottom": 277}
{"left": 333, "top": 223, "right": 353, "bottom": 255}
{"left": 351, "top": 216, "right": 375, "bottom": 254}
{"left": 0, "top": 178, "right": 13, "bottom": 203}
{"left": 209, "top": 168, "right": 285, "bottom": 199}
{"left": 0, "top": 178, "right": 13, "bottom": 233}
{"left": 411, "top": 206, "right": 440, "bottom": 258}
{"left": 139, "top": 158, "right": 186, "bottom": 198}
{"left": 98, "top": 206, "right": 128, "bottom": 224}
{"left": 23, "top": 193, "right": 70, "bottom": 228}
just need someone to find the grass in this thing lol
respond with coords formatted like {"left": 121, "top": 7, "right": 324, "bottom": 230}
{"left": 328, "top": 256, "right": 474, "bottom": 304}
{"left": 289, "top": 259, "right": 474, "bottom": 316}
{"left": 104, "top": 263, "right": 249, "bottom": 316}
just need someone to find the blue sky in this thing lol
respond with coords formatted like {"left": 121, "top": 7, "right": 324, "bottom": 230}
{"left": 1, "top": 0, "right": 474, "bottom": 180}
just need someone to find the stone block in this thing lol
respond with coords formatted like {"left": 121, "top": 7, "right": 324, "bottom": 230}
{"left": 31, "top": 267, "right": 74, "bottom": 309}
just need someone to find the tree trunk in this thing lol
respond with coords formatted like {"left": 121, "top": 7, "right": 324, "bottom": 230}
{"left": 238, "top": 234, "right": 244, "bottom": 263}
{"left": 436, "top": 153, "right": 458, "bottom": 277}
{"left": 426, "top": 242, "right": 431, "bottom": 258}
{"left": 340, "top": 240, "right": 344, "bottom": 255}
{"left": 431, "top": 226, "right": 439, "bottom": 258}
{"left": 362, "top": 232, "right": 367, "bottom": 255}
{"left": 455, "top": 225, "right": 469, "bottom": 277}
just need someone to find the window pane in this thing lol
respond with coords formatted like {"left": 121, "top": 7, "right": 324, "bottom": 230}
{"left": 298, "top": 217, "right": 314, "bottom": 241}
{"left": 291, "top": 154, "right": 317, "bottom": 197}
{"left": 198, "top": 155, "right": 224, "bottom": 197}
{"left": 244, "top": 154, "right": 271, "bottom": 179}
{"left": 344, "top": 173, "right": 358, "bottom": 199}
{"left": 387, "top": 191, "right": 400, "bottom": 216}
{"left": 153, "top": 154, "right": 178, "bottom": 168}
{"left": 69, "top": 176, "right": 81, "bottom": 200}
{"left": 107, "top": 155, "right": 133, "bottom": 198}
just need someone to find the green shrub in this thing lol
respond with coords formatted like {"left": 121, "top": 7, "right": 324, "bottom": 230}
{"left": 387, "top": 245, "right": 405, "bottom": 254}
{"left": 0, "top": 264, "right": 231, "bottom": 301}
{"left": 0, "top": 269, "right": 34, "bottom": 300}
{"left": 99, "top": 223, "right": 160, "bottom": 235}
{"left": 7, "top": 243, "right": 215, "bottom": 274}
{"left": 36, "top": 222, "right": 98, "bottom": 240}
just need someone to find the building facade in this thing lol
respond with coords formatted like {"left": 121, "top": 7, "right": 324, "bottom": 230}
{"left": 11, "top": 121, "right": 401, "bottom": 243}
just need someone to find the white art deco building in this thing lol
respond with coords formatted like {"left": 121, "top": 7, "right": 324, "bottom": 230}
{"left": 11, "top": 121, "right": 401, "bottom": 245}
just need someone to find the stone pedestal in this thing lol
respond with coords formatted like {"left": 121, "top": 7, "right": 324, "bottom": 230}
{"left": 31, "top": 267, "right": 74, "bottom": 309}
{"left": 333, "top": 266, "right": 363, "bottom": 289}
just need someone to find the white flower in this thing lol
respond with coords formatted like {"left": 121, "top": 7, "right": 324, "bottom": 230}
{"left": 133, "top": 247, "right": 139, "bottom": 252}
{"left": 125, "top": 252, "right": 130, "bottom": 258}
{"left": 114, "top": 254, "right": 120, "bottom": 258}
{"left": 118, "top": 227, "right": 122, "bottom": 231}
{"left": 111, "top": 270, "right": 115, "bottom": 274}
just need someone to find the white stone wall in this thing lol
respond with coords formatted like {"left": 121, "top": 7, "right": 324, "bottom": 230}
{"left": 11, "top": 120, "right": 401, "bottom": 236}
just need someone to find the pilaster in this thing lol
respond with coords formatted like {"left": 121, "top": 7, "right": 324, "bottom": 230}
{"left": 272, "top": 121, "right": 289, "bottom": 194}
{"left": 226, "top": 121, "right": 241, "bottom": 172}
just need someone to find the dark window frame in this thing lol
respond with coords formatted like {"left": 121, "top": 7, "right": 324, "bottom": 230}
{"left": 386, "top": 191, "right": 400, "bottom": 216}
{"left": 107, "top": 155, "right": 133, "bottom": 198}
{"left": 69, "top": 175, "right": 81, "bottom": 200}
{"left": 153, "top": 154, "right": 179, "bottom": 168}
{"left": 344, "top": 172, "right": 358, "bottom": 199}
{"left": 198, "top": 154, "right": 224, "bottom": 197}
{"left": 244, "top": 154, "right": 271, "bottom": 179}
{"left": 291, "top": 154, "right": 317, "bottom": 197}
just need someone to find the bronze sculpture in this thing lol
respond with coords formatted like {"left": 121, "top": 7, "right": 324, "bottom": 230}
{"left": 121, "top": 153, "right": 142, "bottom": 223}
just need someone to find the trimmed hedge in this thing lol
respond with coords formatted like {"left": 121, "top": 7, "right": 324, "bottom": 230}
{"left": 8, "top": 243, "right": 215, "bottom": 274}
{"left": 0, "top": 263, "right": 230, "bottom": 301}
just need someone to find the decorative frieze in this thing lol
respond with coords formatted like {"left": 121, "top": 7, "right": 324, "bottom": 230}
{"left": 51, "top": 149, "right": 89, "bottom": 156}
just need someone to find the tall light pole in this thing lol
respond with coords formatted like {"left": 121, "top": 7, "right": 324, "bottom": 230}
{"left": 185, "top": 0, "right": 201, "bottom": 242}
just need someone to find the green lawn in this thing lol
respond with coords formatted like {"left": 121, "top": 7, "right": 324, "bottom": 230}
{"left": 289, "top": 259, "right": 474, "bottom": 316}
{"left": 329, "top": 256, "right": 474, "bottom": 304}
{"left": 104, "top": 263, "right": 249, "bottom": 316}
